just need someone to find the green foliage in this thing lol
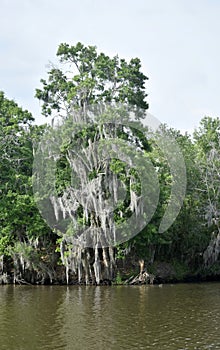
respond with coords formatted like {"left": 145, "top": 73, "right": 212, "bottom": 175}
{"left": 35, "top": 42, "right": 148, "bottom": 117}
{"left": 114, "top": 271, "right": 123, "bottom": 285}
{"left": 0, "top": 92, "right": 53, "bottom": 260}
{"left": 172, "top": 260, "right": 189, "bottom": 280}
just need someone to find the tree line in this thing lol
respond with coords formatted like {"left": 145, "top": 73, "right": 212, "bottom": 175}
{"left": 0, "top": 42, "right": 219, "bottom": 284}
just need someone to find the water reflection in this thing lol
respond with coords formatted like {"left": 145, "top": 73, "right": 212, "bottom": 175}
{"left": 0, "top": 285, "right": 66, "bottom": 350}
{"left": 0, "top": 283, "right": 220, "bottom": 349}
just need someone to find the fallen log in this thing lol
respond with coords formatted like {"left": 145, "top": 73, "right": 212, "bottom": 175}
{"left": 126, "top": 260, "right": 155, "bottom": 285}
{"left": 128, "top": 271, "right": 155, "bottom": 285}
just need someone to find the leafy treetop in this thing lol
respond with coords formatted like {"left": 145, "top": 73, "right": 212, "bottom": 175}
{"left": 35, "top": 42, "right": 149, "bottom": 117}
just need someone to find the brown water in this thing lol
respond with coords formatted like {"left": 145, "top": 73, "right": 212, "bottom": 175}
{"left": 0, "top": 283, "right": 220, "bottom": 349}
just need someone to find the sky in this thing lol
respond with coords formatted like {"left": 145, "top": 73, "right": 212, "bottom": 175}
{"left": 1, "top": 0, "right": 220, "bottom": 133}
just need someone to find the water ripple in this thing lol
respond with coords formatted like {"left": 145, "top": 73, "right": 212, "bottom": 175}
{"left": 0, "top": 283, "right": 220, "bottom": 349}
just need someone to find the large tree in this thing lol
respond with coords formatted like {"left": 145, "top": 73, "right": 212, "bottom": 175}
{"left": 35, "top": 42, "right": 151, "bottom": 284}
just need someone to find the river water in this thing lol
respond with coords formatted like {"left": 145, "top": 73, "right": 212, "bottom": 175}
{"left": 0, "top": 283, "right": 219, "bottom": 349}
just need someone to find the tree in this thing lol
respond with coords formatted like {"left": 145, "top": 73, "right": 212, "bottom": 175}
{"left": 35, "top": 42, "right": 151, "bottom": 284}
{"left": 194, "top": 117, "right": 220, "bottom": 267}
{"left": 124, "top": 127, "right": 205, "bottom": 269}
{"left": 35, "top": 42, "right": 148, "bottom": 118}
{"left": 0, "top": 91, "right": 55, "bottom": 284}
{"left": 159, "top": 128, "right": 208, "bottom": 268}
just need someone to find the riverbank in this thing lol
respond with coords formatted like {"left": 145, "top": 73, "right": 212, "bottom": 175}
{"left": 115, "top": 260, "right": 220, "bottom": 285}
{"left": 1, "top": 259, "right": 220, "bottom": 285}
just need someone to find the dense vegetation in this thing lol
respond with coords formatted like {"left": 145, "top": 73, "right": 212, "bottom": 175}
{"left": 0, "top": 43, "right": 220, "bottom": 284}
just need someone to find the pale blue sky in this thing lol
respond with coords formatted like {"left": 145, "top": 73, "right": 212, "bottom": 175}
{"left": 1, "top": 0, "right": 220, "bottom": 133}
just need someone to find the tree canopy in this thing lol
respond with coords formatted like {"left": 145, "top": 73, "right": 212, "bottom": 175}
{"left": 35, "top": 42, "right": 149, "bottom": 118}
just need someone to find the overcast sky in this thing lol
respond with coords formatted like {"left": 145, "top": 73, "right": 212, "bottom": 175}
{"left": 1, "top": 0, "right": 220, "bottom": 133}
